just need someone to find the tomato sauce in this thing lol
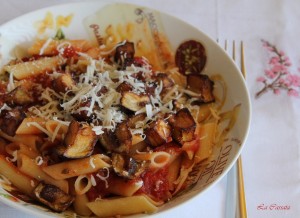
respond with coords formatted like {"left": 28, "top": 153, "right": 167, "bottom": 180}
{"left": 137, "top": 167, "right": 170, "bottom": 201}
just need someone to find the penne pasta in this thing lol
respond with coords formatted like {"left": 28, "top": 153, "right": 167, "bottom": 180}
{"left": 28, "top": 39, "right": 92, "bottom": 56}
{"left": 42, "top": 154, "right": 111, "bottom": 180}
{"left": 0, "top": 130, "right": 42, "bottom": 149}
{"left": 15, "top": 117, "right": 46, "bottom": 135}
{"left": 45, "top": 120, "right": 69, "bottom": 141}
{"left": 194, "top": 122, "right": 217, "bottom": 163}
{"left": 108, "top": 178, "right": 143, "bottom": 197}
{"left": 167, "top": 155, "right": 182, "bottom": 191}
{"left": 134, "top": 151, "right": 171, "bottom": 169}
{"left": 0, "top": 155, "right": 38, "bottom": 197}
{"left": 86, "top": 195, "right": 158, "bottom": 217}
{"left": 73, "top": 193, "right": 92, "bottom": 216}
{"left": 17, "top": 153, "right": 69, "bottom": 193}
{"left": 6, "top": 142, "right": 39, "bottom": 159}
{"left": 4, "top": 56, "right": 64, "bottom": 80}
{"left": 74, "top": 175, "right": 92, "bottom": 195}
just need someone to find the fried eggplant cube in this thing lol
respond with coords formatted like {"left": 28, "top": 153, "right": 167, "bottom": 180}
{"left": 5, "top": 86, "right": 33, "bottom": 106}
{"left": 156, "top": 73, "right": 174, "bottom": 89}
{"left": 145, "top": 119, "right": 172, "bottom": 147}
{"left": 98, "top": 130, "right": 119, "bottom": 152}
{"left": 121, "top": 92, "right": 150, "bottom": 112}
{"left": 52, "top": 73, "right": 75, "bottom": 93}
{"left": 116, "top": 81, "right": 133, "bottom": 93}
{"left": 112, "top": 153, "right": 147, "bottom": 179}
{"left": 187, "top": 74, "right": 215, "bottom": 103}
{"left": 63, "top": 121, "right": 97, "bottom": 158}
{"left": 171, "top": 108, "right": 196, "bottom": 144}
{"left": 114, "top": 41, "right": 135, "bottom": 69}
{"left": 0, "top": 107, "right": 25, "bottom": 136}
{"left": 115, "top": 121, "right": 132, "bottom": 153}
{"left": 127, "top": 113, "right": 146, "bottom": 128}
{"left": 34, "top": 182, "right": 74, "bottom": 212}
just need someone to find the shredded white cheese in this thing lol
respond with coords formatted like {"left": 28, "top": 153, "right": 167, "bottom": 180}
{"left": 89, "top": 157, "right": 96, "bottom": 169}
{"left": 90, "top": 174, "right": 97, "bottom": 186}
{"left": 26, "top": 122, "right": 52, "bottom": 138}
{"left": 7, "top": 71, "right": 15, "bottom": 92}
{"left": 145, "top": 104, "right": 153, "bottom": 119}
{"left": 39, "top": 38, "right": 53, "bottom": 55}
{"left": 96, "top": 167, "right": 110, "bottom": 188}
{"left": 35, "top": 156, "right": 43, "bottom": 166}
{"left": 0, "top": 103, "right": 12, "bottom": 114}
{"left": 6, "top": 150, "right": 17, "bottom": 162}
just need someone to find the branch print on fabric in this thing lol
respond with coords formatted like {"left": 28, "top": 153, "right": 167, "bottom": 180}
{"left": 256, "top": 40, "right": 300, "bottom": 98}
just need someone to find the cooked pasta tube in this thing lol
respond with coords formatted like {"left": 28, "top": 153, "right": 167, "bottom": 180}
{"left": 134, "top": 151, "right": 171, "bottom": 169}
{"left": 107, "top": 178, "right": 143, "bottom": 197}
{"left": 28, "top": 39, "right": 92, "bottom": 55}
{"left": 0, "top": 155, "right": 38, "bottom": 197}
{"left": 74, "top": 175, "right": 92, "bottom": 195}
{"left": 45, "top": 120, "right": 68, "bottom": 141}
{"left": 4, "top": 56, "right": 64, "bottom": 80}
{"left": 173, "top": 157, "right": 195, "bottom": 195}
{"left": 43, "top": 154, "right": 111, "bottom": 180}
{"left": 73, "top": 193, "right": 92, "bottom": 216}
{"left": 194, "top": 122, "right": 217, "bottom": 163}
{"left": 0, "top": 130, "right": 42, "bottom": 149}
{"left": 167, "top": 155, "right": 182, "bottom": 191}
{"left": 15, "top": 117, "right": 46, "bottom": 135}
{"left": 6, "top": 142, "right": 39, "bottom": 159}
{"left": 17, "top": 153, "right": 69, "bottom": 193}
{"left": 86, "top": 195, "right": 158, "bottom": 217}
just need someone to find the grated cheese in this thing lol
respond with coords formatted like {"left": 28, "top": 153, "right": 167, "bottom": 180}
{"left": 23, "top": 40, "right": 195, "bottom": 137}
{"left": 0, "top": 103, "right": 12, "bottom": 114}
{"left": 7, "top": 71, "right": 15, "bottom": 92}
{"left": 6, "top": 150, "right": 18, "bottom": 162}
{"left": 89, "top": 157, "right": 96, "bottom": 169}
{"left": 90, "top": 174, "right": 97, "bottom": 186}
{"left": 99, "top": 40, "right": 127, "bottom": 55}
{"left": 145, "top": 104, "right": 153, "bottom": 119}
{"left": 51, "top": 122, "right": 62, "bottom": 142}
{"left": 96, "top": 167, "right": 110, "bottom": 188}
{"left": 26, "top": 122, "right": 52, "bottom": 138}
{"left": 39, "top": 38, "right": 53, "bottom": 55}
{"left": 35, "top": 156, "right": 43, "bottom": 166}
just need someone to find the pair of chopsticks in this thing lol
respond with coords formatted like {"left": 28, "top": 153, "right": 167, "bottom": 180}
{"left": 223, "top": 40, "right": 247, "bottom": 218}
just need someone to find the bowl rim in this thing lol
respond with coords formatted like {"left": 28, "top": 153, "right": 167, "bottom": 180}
{"left": 0, "top": 0, "right": 252, "bottom": 217}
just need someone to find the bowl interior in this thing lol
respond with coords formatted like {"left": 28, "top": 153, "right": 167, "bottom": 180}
{"left": 0, "top": 1, "right": 251, "bottom": 217}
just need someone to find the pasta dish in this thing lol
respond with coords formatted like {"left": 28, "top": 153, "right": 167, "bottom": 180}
{"left": 0, "top": 35, "right": 225, "bottom": 217}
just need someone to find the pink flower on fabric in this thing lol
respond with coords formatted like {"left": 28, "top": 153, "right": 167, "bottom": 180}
{"left": 271, "top": 64, "right": 286, "bottom": 73}
{"left": 264, "top": 69, "right": 277, "bottom": 79}
{"left": 269, "top": 56, "right": 280, "bottom": 64}
{"left": 256, "top": 76, "right": 266, "bottom": 82}
{"left": 288, "top": 89, "right": 299, "bottom": 97}
{"left": 286, "top": 74, "right": 300, "bottom": 87}
{"left": 256, "top": 39, "right": 300, "bottom": 98}
{"left": 273, "top": 89, "right": 280, "bottom": 95}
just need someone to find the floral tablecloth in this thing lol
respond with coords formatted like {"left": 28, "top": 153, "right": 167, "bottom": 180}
{"left": 0, "top": 0, "right": 299, "bottom": 218}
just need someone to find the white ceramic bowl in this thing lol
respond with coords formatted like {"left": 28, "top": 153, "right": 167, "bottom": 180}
{"left": 0, "top": 1, "right": 251, "bottom": 217}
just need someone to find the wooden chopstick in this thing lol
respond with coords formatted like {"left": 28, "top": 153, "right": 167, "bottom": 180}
{"left": 237, "top": 41, "right": 247, "bottom": 218}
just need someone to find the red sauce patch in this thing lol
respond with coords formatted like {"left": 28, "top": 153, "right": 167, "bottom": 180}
{"left": 62, "top": 46, "right": 77, "bottom": 58}
{"left": 137, "top": 167, "right": 169, "bottom": 201}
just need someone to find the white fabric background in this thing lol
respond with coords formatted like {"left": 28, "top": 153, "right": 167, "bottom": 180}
{"left": 0, "top": 0, "right": 299, "bottom": 218}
